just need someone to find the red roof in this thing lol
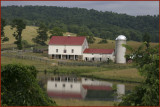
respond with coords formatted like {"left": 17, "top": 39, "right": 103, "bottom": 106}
{"left": 49, "top": 36, "right": 86, "bottom": 45}
{"left": 47, "top": 91, "right": 82, "bottom": 99}
{"left": 83, "top": 48, "right": 114, "bottom": 54}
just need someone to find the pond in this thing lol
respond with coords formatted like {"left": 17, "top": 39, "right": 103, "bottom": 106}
{"left": 46, "top": 76, "right": 138, "bottom": 102}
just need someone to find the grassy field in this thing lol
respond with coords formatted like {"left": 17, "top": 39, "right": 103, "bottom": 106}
{"left": 1, "top": 56, "right": 55, "bottom": 71}
{"left": 1, "top": 54, "right": 144, "bottom": 83}
{"left": 53, "top": 98, "right": 117, "bottom": 106}
{"left": 81, "top": 68, "right": 144, "bottom": 83}
{"left": 3, "top": 26, "right": 76, "bottom": 45}
{"left": 90, "top": 37, "right": 158, "bottom": 54}
{"left": 3, "top": 26, "right": 38, "bottom": 44}
{"left": 2, "top": 26, "right": 158, "bottom": 53}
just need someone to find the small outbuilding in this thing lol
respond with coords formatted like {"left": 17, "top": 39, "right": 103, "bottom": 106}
{"left": 83, "top": 48, "right": 115, "bottom": 62}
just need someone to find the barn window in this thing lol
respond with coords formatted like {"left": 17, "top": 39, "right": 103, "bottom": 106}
{"left": 100, "top": 58, "right": 102, "bottom": 61}
{"left": 70, "top": 84, "right": 73, "bottom": 88}
{"left": 71, "top": 49, "right": 74, "bottom": 53}
{"left": 55, "top": 83, "right": 57, "bottom": 87}
{"left": 63, "top": 84, "right": 65, "bottom": 87}
{"left": 64, "top": 49, "right": 67, "bottom": 53}
{"left": 56, "top": 49, "right": 58, "bottom": 53}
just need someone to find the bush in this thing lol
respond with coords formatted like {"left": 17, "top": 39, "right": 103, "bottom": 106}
{"left": 22, "top": 40, "right": 31, "bottom": 48}
{"left": 119, "top": 44, "right": 159, "bottom": 106}
{"left": 1, "top": 64, "right": 56, "bottom": 106}
{"left": 2, "top": 37, "right": 9, "bottom": 42}
{"left": 98, "top": 39, "right": 108, "bottom": 44}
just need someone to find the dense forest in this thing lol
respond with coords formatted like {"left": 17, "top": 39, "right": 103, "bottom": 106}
{"left": 1, "top": 6, "right": 159, "bottom": 42}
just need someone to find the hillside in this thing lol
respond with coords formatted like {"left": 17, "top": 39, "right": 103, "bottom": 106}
{"left": 1, "top": 6, "right": 159, "bottom": 42}
{"left": 2, "top": 26, "right": 158, "bottom": 54}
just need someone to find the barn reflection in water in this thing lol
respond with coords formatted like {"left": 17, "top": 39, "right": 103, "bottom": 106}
{"left": 47, "top": 76, "right": 125, "bottom": 101}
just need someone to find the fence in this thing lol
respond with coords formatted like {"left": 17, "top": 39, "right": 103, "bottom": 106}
{"left": 58, "top": 61, "right": 104, "bottom": 67}
{"left": 58, "top": 60, "right": 132, "bottom": 69}
{"left": 1, "top": 53, "right": 52, "bottom": 64}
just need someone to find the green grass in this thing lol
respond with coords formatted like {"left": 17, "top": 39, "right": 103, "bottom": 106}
{"left": 1, "top": 54, "right": 144, "bottom": 83}
{"left": 81, "top": 68, "right": 144, "bottom": 83}
{"left": 1, "top": 56, "right": 55, "bottom": 71}
{"left": 53, "top": 98, "right": 117, "bottom": 106}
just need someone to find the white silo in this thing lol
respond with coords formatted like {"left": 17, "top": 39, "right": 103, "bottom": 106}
{"left": 115, "top": 35, "right": 126, "bottom": 63}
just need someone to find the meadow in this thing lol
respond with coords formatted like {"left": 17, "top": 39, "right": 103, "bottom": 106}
{"left": 1, "top": 55, "right": 144, "bottom": 83}
{"left": 2, "top": 25, "right": 158, "bottom": 54}
{"left": 53, "top": 98, "right": 117, "bottom": 106}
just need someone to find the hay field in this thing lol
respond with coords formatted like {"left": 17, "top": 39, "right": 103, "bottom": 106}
{"left": 2, "top": 26, "right": 158, "bottom": 52}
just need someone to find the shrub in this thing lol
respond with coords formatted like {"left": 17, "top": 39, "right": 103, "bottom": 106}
{"left": 98, "top": 39, "right": 108, "bottom": 44}
{"left": 1, "top": 64, "right": 56, "bottom": 106}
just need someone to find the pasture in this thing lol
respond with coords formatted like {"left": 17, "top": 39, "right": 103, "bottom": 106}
{"left": 2, "top": 26, "right": 158, "bottom": 54}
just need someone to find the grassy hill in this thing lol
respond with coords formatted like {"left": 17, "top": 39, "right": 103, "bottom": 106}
{"left": 3, "top": 25, "right": 77, "bottom": 45}
{"left": 3, "top": 26, "right": 38, "bottom": 44}
{"left": 2, "top": 26, "right": 158, "bottom": 53}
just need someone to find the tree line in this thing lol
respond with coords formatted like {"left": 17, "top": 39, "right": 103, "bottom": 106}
{"left": 1, "top": 6, "right": 159, "bottom": 42}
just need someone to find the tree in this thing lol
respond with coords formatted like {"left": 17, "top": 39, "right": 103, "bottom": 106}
{"left": 49, "top": 27, "right": 63, "bottom": 38}
{"left": 87, "top": 35, "right": 95, "bottom": 44}
{"left": 1, "top": 18, "right": 6, "bottom": 37}
{"left": 1, "top": 64, "right": 57, "bottom": 106}
{"left": 98, "top": 38, "right": 108, "bottom": 44}
{"left": 1, "top": 18, "right": 9, "bottom": 42}
{"left": 33, "top": 23, "right": 48, "bottom": 45}
{"left": 142, "top": 33, "right": 150, "bottom": 48}
{"left": 119, "top": 44, "right": 159, "bottom": 106}
{"left": 11, "top": 19, "right": 26, "bottom": 50}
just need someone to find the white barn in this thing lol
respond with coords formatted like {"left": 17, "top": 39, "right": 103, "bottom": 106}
{"left": 48, "top": 36, "right": 88, "bottom": 60}
{"left": 48, "top": 35, "right": 126, "bottom": 63}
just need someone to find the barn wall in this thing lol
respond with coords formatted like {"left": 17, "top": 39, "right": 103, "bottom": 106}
{"left": 48, "top": 45, "right": 83, "bottom": 55}
{"left": 83, "top": 52, "right": 115, "bottom": 61}
{"left": 82, "top": 38, "right": 89, "bottom": 52}
{"left": 47, "top": 80, "right": 82, "bottom": 93}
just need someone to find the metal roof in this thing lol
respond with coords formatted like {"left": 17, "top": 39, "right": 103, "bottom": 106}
{"left": 115, "top": 35, "right": 126, "bottom": 40}
{"left": 83, "top": 48, "right": 114, "bottom": 54}
{"left": 49, "top": 36, "right": 86, "bottom": 45}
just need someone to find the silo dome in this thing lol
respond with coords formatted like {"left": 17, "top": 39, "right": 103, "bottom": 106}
{"left": 115, "top": 35, "right": 126, "bottom": 40}
{"left": 115, "top": 35, "right": 127, "bottom": 64}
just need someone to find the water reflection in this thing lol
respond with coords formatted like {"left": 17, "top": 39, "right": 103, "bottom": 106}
{"left": 47, "top": 76, "right": 125, "bottom": 101}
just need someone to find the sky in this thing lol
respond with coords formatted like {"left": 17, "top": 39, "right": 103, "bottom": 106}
{"left": 1, "top": 1, "right": 159, "bottom": 16}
